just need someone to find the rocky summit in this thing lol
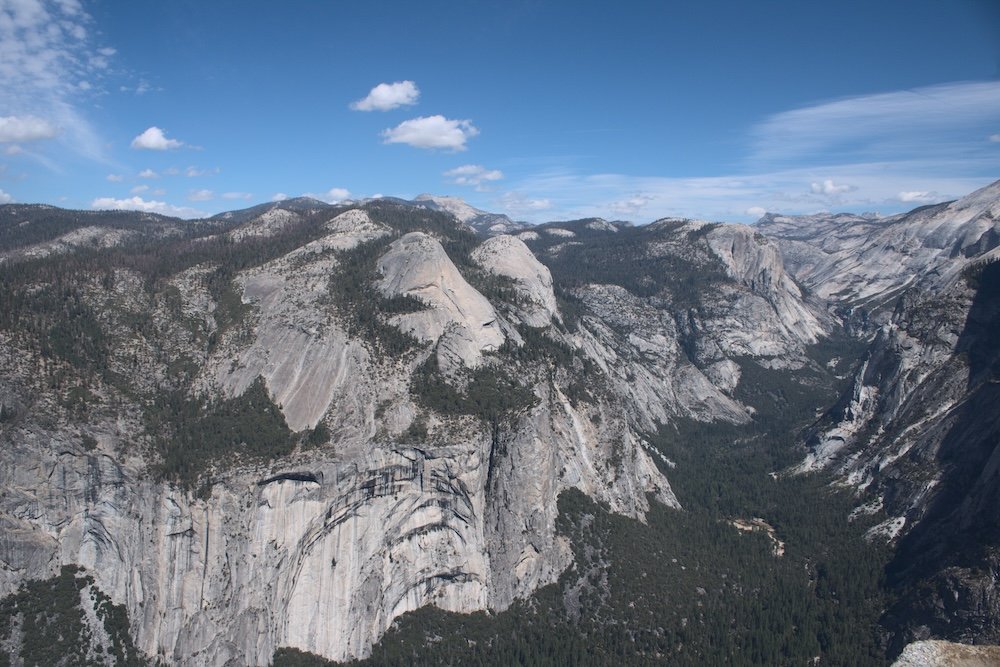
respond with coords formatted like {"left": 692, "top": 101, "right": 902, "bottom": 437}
{"left": 0, "top": 182, "right": 999, "bottom": 666}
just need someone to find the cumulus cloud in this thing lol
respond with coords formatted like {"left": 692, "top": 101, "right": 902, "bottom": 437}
{"left": 138, "top": 168, "right": 158, "bottom": 178}
{"left": 130, "top": 184, "right": 148, "bottom": 194}
{"left": 106, "top": 173, "right": 123, "bottom": 182}
{"left": 351, "top": 81, "right": 419, "bottom": 111}
{"left": 746, "top": 206, "right": 768, "bottom": 218}
{"left": 272, "top": 193, "right": 289, "bottom": 202}
{"left": 302, "top": 187, "right": 350, "bottom": 204}
{"left": 444, "top": 164, "right": 503, "bottom": 190}
{"left": 0, "top": 189, "right": 12, "bottom": 204}
{"left": 222, "top": 191, "right": 253, "bottom": 200}
{"left": 897, "top": 191, "right": 937, "bottom": 203}
{"left": 187, "top": 189, "right": 213, "bottom": 201}
{"left": 382, "top": 115, "right": 478, "bottom": 151}
{"left": 0, "top": 116, "right": 59, "bottom": 143}
{"left": 810, "top": 179, "right": 854, "bottom": 195}
{"left": 91, "top": 196, "right": 205, "bottom": 218}
{"left": 131, "top": 126, "right": 184, "bottom": 150}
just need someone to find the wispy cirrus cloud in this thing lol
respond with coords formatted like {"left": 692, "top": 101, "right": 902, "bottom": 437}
{"left": 501, "top": 81, "right": 1000, "bottom": 223}
{"left": 497, "top": 191, "right": 552, "bottom": 216}
{"left": 444, "top": 164, "right": 503, "bottom": 190}
{"left": 0, "top": 0, "right": 115, "bottom": 163}
{"left": 502, "top": 163, "right": 993, "bottom": 224}
{"left": 749, "top": 81, "right": 1000, "bottom": 167}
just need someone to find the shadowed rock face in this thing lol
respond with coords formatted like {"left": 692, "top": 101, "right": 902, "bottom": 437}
{"left": 766, "top": 180, "right": 1000, "bottom": 654}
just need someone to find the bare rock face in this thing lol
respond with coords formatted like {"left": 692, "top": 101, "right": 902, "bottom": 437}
{"left": 705, "top": 224, "right": 827, "bottom": 350}
{"left": 771, "top": 180, "right": 1000, "bottom": 652}
{"left": 7, "top": 186, "right": 949, "bottom": 665}
{"left": 378, "top": 232, "right": 505, "bottom": 369}
{"left": 228, "top": 208, "right": 302, "bottom": 241}
{"left": 1, "top": 225, "right": 136, "bottom": 262}
{"left": 891, "top": 640, "right": 1000, "bottom": 667}
{"left": 204, "top": 209, "right": 388, "bottom": 432}
{"left": 758, "top": 180, "right": 1000, "bottom": 313}
{"left": 574, "top": 283, "right": 749, "bottom": 429}
{"left": 471, "top": 234, "right": 560, "bottom": 327}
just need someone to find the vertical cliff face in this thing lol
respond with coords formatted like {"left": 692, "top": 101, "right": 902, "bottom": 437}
{"left": 0, "top": 189, "right": 920, "bottom": 664}
{"left": 762, "top": 180, "right": 1000, "bottom": 652}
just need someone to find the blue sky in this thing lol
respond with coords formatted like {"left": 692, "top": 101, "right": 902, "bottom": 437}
{"left": 1, "top": 0, "right": 999, "bottom": 223}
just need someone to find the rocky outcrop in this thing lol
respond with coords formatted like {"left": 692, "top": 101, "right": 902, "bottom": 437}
{"left": 705, "top": 224, "right": 827, "bottom": 350}
{"left": 758, "top": 180, "right": 1000, "bottom": 314}
{"left": 891, "top": 640, "right": 1000, "bottom": 667}
{"left": 378, "top": 232, "right": 505, "bottom": 370}
{"left": 204, "top": 209, "right": 388, "bottom": 432}
{"left": 471, "top": 234, "right": 559, "bottom": 327}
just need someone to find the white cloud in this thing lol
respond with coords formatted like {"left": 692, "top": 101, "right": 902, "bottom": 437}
{"left": 0, "top": 116, "right": 59, "bottom": 143}
{"left": 0, "top": 189, "right": 12, "bottom": 204}
{"left": 130, "top": 184, "right": 148, "bottom": 194}
{"left": 150, "top": 188, "right": 166, "bottom": 196}
{"left": 131, "top": 126, "right": 184, "bottom": 150}
{"left": 106, "top": 173, "right": 122, "bottom": 182}
{"left": 222, "top": 191, "right": 253, "bottom": 200}
{"left": 498, "top": 192, "right": 552, "bottom": 215}
{"left": 506, "top": 163, "right": 992, "bottom": 223}
{"left": 4, "top": 145, "right": 23, "bottom": 155}
{"left": 351, "top": 80, "right": 419, "bottom": 111}
{"left": 897, "top": 191, "right": 937, "bottom": 203}
{"left": 0, "top": 0, "right": 112, "bottom": 162}
{"left": 91, "top": 196, "right": 205, "bottom": 218}
{"left": 187, "top": 189, "right": 214, "bottom": 201}
{"left": 444, "top": 164, "right": 504, "bottom": 190}
{"left": 991, "top": 134, "right": 1000, "bottom": 143}
{"left": 138, "top": 168, "right": 158, "bottom": 178}
{"left": 272, "top": 193, "right": 289, "bottom": 202}
{"left": 746, "top": 206, "right": 768, "bottom": 218}
{"left": 751, "top": 81, "right": 1000, "bottom": 167}
{"left": 185, "top": 165, "right": 218, "bottom": 177}
{"left": 382, "top": 115, "right": 478, "bottom": 151}
{"left": 810, "top": 179, "right": 854, "bottom": 195}
{"left": 302, "top": 187, "right": 350, "bottom": 204}
{"left": 609, "top": 193, "right": 654, "bottom": 216}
